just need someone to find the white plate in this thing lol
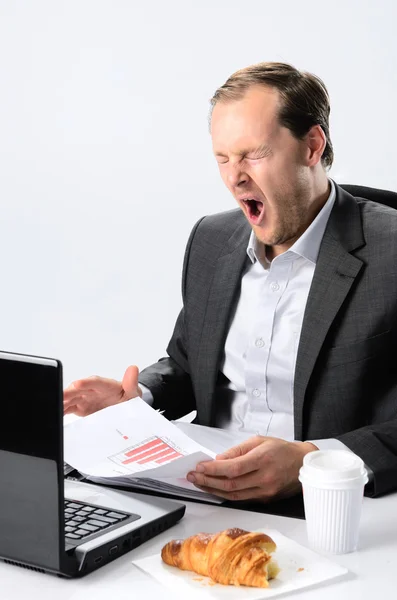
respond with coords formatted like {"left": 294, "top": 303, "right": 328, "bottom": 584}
{"left": 131, "top": 529, "right": 348, "bottom": 599}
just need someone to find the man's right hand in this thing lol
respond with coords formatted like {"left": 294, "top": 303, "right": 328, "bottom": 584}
{"left": 63, "top": 365, "right": 142, "bottom": 417}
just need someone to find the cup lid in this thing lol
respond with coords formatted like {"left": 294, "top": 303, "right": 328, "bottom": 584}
{"left": 300, "top": 450, "right": 366, "bottom": 482}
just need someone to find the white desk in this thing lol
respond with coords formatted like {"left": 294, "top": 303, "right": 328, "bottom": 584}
{"left": 1, "top": 492, "right": 396, "bottom": 599}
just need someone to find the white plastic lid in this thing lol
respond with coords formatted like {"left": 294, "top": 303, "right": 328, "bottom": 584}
{"left": 299, "top": 450, "right": 367, "bottom": 483}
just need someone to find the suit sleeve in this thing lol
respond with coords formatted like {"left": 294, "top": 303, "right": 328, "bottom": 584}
{"left": 138, "top": 217, "right": 205, "bottom": 420}
{"left": 336, "top": 421, "right": 397, "bottom": 497}
{"left": 334, "top": 325, "right": 397, "bottom": 497}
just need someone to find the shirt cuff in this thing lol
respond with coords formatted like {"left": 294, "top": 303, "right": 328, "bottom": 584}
{"left": 138, "top": 383, "right": 154, "bottom": 406}
{"left": 306, "top": 438, "right": 374, "bottom": 483}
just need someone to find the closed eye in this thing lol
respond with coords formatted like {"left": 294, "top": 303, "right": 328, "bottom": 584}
{"left": 246, "top": 147, "right": 272, "bottom": 161}
{"left": 246, "top": 152, "right": 270, "bottom": 161}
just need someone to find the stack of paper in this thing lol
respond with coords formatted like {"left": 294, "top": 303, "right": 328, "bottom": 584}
{"left": 64, "top": 397, "right": 232, "bottom": 503}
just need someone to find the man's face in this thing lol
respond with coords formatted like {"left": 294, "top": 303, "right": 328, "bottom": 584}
{"left": 211, "top": 85, "right": 315, "bottom": 254}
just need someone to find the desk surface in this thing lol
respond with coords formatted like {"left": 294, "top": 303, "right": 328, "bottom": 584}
{"left": 1, "top": 492, "right": 396, "bottom": 599}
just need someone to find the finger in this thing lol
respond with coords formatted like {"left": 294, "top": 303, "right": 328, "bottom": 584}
{"left": 216, "top": 435, "right": 265, "bottom": 460}
{"left": 73, "top": 406, "right": 93, "bottom": 417}
{"left": 194, "top": 457, "right": 252, "bottom": 478}
{"left": 121, "top": 365, "right": 139, "bottom": 399}
{"left": 191, "top": 483, "right": 269, "bottom": 502}
{"left": 63, "top": 382, "right": 80, "bottom": 403}
{"left": 65, "top": 376, "right": 113, "bottom": 394}
{"left": 196, "top": 446, "right": 265, "bottom": 478}
{"left": 63, "top": 382, "right": 94, "bottom": 403}
{"left": 64, "top": 403, "right": 93, "bottom": 418}
{"left": 63, "top": 392, "right": 86, "bottom": 410}
{"left": 63, "top": 391, "right": 78, "bottom": 405}
{"left": 187, "top": 470, "right": 259, "bottom": 493}
{"left": 63, "top": 395, "right": 78, "bottom": 409}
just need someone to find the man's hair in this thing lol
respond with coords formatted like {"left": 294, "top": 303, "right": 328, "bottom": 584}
{"left": 209, "top": 62, "right": 334, "bottom": 169}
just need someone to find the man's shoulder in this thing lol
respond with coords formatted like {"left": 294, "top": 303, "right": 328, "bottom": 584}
{"left": 351, "top": 197, "right": 397, "bottom": 265}
{"left": 191, "top": 208, "right": 248, "bottom": 244}
{"left": 198, "top": 208, "right": 246, "bottom": 230}
{"left": 340, "top": 183, "right": 397, "bottom": 212}
{"left": 335, "top": 184, "right": 397, "bottom": 249}
{"left": 339, "top": 183, "right": 397, "bottom": 230}
{"left": 357, "top": 197, "right": 397, "bottom": 235}
{"left": 357, "top": 197, "right": 397, "bottom": 217}
{"left": 185, "top": 208, "right": 250, "bottom": 261}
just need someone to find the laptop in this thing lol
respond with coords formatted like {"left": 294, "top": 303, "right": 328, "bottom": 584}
{"left": 0, "top": 350, "right": 186, "bottom": 577}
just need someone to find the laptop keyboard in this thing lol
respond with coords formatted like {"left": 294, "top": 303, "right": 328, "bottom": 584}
{"left": 64, "top": 499, "right": 130, "bottom": 541}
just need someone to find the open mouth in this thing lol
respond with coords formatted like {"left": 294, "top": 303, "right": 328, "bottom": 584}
{"left": 243, "top": 199, "right": 265, "bottom": 223}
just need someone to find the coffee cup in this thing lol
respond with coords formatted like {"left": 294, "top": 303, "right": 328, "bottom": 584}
{"left": 299, "top": 450, "right": 368, "bottom": 554}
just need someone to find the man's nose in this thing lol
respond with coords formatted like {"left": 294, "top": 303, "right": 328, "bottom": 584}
{"left": 226, "top": 164, "right": 249, "bottom": 188}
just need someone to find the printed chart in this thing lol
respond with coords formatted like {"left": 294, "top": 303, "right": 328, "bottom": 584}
{"left": 109, "top": 436, "right": 184, "bottom": 469}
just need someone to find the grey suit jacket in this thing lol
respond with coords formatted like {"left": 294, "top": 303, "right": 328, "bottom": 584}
{"left": 139, "top": 184, "right": 397, "bottom": 497}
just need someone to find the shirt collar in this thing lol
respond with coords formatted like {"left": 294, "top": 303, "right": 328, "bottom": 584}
{"left": 246, "top": 179, "right": 336, "bottom": 266}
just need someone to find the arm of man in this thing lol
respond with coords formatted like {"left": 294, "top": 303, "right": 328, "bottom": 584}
{"left": 335, "top": 422, "right": 397, "bottom": 497}
{"left": 187, "top": 415, "right": 397, "bottom": 501}
{"left": 137, "top": 308, "right": 195, "bottom": 420}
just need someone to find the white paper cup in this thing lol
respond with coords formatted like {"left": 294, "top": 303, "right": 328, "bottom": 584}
{"left": 299, "top": 450, "right": 368, "bottom": 554}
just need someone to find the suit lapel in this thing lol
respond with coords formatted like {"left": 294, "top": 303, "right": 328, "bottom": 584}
{"left": 194, "top": 186, "right": 366, "bottom": 431}
{"left": 293, "top": 186, "right": 365, "bottom": 439}
{"left": 196, "top": 219, "right": 251, "bottom": 425}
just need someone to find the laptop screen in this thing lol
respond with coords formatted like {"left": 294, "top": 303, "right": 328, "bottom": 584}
{"left": 0, "top": 352, "right": 64, "bottom": 572}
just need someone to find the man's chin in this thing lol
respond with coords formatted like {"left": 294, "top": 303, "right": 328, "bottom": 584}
{"left": 252, "top": 224, "right": 275, "bottom": 247}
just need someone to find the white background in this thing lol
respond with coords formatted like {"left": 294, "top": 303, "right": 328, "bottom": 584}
{"left": 0, "top": 0, "right": 396, "bottom": 387}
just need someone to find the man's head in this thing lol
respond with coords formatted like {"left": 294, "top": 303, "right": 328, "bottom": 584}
{"left": 210, "top": 62, "right": 333, "bottom": 256}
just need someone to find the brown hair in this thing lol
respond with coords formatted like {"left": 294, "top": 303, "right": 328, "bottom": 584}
{"left": 210, "top": 62, "right": 334, "bottom": 169}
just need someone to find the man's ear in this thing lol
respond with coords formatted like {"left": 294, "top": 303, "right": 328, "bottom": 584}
{"left": 305, "top": 125, "right": 327, "bottom": 167}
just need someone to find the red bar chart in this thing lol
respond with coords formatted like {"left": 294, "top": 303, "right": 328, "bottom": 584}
{"left": 110, "top": 436, "right": 183, "bottom": 468}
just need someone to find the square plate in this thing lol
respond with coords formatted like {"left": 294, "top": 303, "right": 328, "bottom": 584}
{"left": 131, "top": 529, "right": 348, "bottom": 599}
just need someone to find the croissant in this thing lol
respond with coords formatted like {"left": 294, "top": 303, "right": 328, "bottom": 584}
{"left": 161, "top": 528, "right": 280, "bottom": 587}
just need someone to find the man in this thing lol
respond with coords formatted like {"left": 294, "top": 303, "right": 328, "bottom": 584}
{"left": 64, "top": 62, "right": 397, "bottom": 502}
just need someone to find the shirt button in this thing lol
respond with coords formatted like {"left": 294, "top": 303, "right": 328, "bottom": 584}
{"left": 255, "top": 338, "right": 265, "bottom": 348}
{"left": 252, "top": 388, "right": 261, "bottom": 397}
{"left": 270, "top": 281, "right": 280, "bottom": 291}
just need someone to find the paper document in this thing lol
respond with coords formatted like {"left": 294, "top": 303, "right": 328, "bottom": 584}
{"left": 64, "top": 398, "right": 223, "bottom": 503}
{"left": 174, "top": 421, "right": 254, "bottom": 454}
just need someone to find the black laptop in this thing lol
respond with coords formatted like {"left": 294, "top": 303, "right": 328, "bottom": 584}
{"left": 0, "top": 350, "right": 185, "bottom": 577}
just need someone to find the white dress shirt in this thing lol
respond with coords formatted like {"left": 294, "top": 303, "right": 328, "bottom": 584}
{"left": 214, "top": 181, "right": 337, "bottom": 443}
{"left": 141, "top": 180, "right": 368, "bottom": 466}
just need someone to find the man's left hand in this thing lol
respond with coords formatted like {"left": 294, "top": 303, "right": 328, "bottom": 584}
{"left": 186, "top": 436, "right": 318, "bottom": 502}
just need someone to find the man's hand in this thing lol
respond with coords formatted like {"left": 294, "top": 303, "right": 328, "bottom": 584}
{"left": 63, "top": 365, "right": 142, "bottom": 417}
{"left": 186, "top": 436, "right": 318, "bottom": 502}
